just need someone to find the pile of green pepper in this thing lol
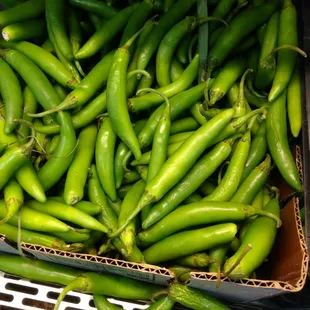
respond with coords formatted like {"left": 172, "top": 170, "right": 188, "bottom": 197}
{"left": 0, "top": 0, "right": 306, "bottom": 304}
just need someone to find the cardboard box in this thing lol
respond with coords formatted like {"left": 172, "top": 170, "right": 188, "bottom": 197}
{"left": 0, "top": 198, "right": 307, "bottom": 303}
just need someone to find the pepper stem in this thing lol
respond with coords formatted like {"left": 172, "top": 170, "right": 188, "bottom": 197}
{"left": 255, "top": 210, "right": 282, "bottom": 228}
{"left": 203, "top": 78, "right": 212, "bottom": 107}
{"left": 224, "top": 244, "right": 252, "bottom": 277}
{"left": 247, "top": 115, "right": 259, "bottom": 131}
{"left": 151, "top": 289, "right": 169, "bottom": 302}
{"left": 127, "top": 69, "right": 151, "bottom": 80}
{"left": 109, "top": 192, "right": 154, "bottom": 238}
{"left": 0, "top": 201, "right": 22, "bottom": 225}
{"left": 246, "top": 76, "right": 267, "bottom": 99}
{"left": 270, "top": 45, "right": 307, "bottom": 58}
{"left": 136, "top": 88, "right": 170, "bottom": 113}
{"left": 235, "top": 68, "right": 254, "bottom": 111}
{"left": 196, "top": 17, "right": 228, "bottom": 29}
{"left": 54, "top": 276, "right": 87, "bottom": 310}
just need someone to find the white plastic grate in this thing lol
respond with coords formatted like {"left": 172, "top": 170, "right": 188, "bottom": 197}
{"left": 0, "top": 271, "right": 150, "bottom": 310}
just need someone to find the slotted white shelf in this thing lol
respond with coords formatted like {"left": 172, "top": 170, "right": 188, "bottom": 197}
{"left": 0, "top": 271, "right": 150, "bottom": 310}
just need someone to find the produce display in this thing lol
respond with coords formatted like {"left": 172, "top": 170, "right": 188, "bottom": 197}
{"left": 0, "top": 0, "right": 306, "bottom": 308}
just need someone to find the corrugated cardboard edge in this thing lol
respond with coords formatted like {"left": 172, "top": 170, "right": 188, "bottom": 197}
{"left": 20, "top": 243, "right": 173, "bottom": 286}
{"left": 296, "top": 145, "right": 304, "bottom": 184}
{"left": 189, "top": 197, "right": 308, "bottom": 293}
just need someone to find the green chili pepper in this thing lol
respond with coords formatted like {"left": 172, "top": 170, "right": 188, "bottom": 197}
{"left": 136, "top": 0, "right": 197, "bottom": 71}
{"left": 0, "top": 225, "right": 84, "bottom": 251}
{"left": 0, "top": 57, "right": 23, "bottom": 134}
{"left": 2, "top": 18, "right": 45, "bottom": 42}
{"left": 176, "top": 252, "right": 212, "bottom": 268}
{"left": 68, "top": 8, "right": 83, "bottom": 56}
{"left": 111, "top": 108, "right": 235, "bottom": 237}
{"left": 266, "top": 90, "right": 302, "bottom": 191}
{"left": 143, "top": 223, "right": 238, "bottom": 264}
{"left": 138, "top": 91, "right": 171, "bottom": 224}
{"left": 0, "top": 49, "right": 77, "bottom": 191}
{"left": 254, "top": 11, "right": 279, "bottom": 90}
{"left": 1, "top": 178, "right": 24, "bottom": 224}
{"left": 88, "top": 165, "right": 144, "bottom": 263}
{"left": 129, "top": 54, "right": 200, "bottom": 112}
{"left": 107, "top": 36, "right": 145, "bottom": 161}
{"left": 156, "top": 16, "right": 226, "bottom": 87}
{"left": 96, "top": 117, "right": 117, "bottom": 202}
{"left": 0, "top": 133, "right": 34, "bottom": 190}
{"left": 122, "top": 170, "right": 141, "bottom": 185}
{"left": 51, "top": 197, "right": 102, "bottom": 216}
{"left": 26, "top": 200, "right": 108, "bottom": 233}
{"left": 176, "top": 33, "right": 191, "bottom": 64}
{"left": 0, "top": 40, "right": 78, "bottom": 89}
{"left": 119, "top": 180, "right": 145, "bottom": 255}
{"left": 148, "top": 296, "right": 175, "bottom": 310}
{"left": 131, "top": 140, "right": 184, "bottom": 166}
{"left": 69, "top": 0, "right": 117, "bottom": 19}
{"left": 170, "top": 57, "right": 185, "bottom": 82}
{"left": 120, "top": 0, "right": 153, "bottom": 50}
{"left": 223, "top": 190, "right": 281, "bottom": 280}
{"left": 268, "top": 0, "right": 299, "bottom": 102}
{"left": 64, "top": 124, "right": 97, "bottom": 205}
{"left": 46, "top": 0, "right": 73, "bottom": 61}
{"left": 147, "top": 93, "right": 171, "bottom": 184}
{"left": 168, "top": 282, "right": 229, "bottom": 310}
{"left": 170, "top": 117, "right": 199, "bottom": 134}
{"left": 46, "top": 16, "right": 81, "bottom": 83}
{"left": 210, "top": 0, "right": 237, "bottom": 33}
{"left": 138, "top": 201, "right": 280, "bottom": 246}
{"left": 0, "top": 0, "right": 45, "bottom": 28}
{"left": 230, "top": 154, "right": 271, "bottom": 205}
{"left": 18, "top": 87, "right": 37, "bottom": 141}
{"left": 136, "top": 64, "right": 156, "bottom": 95}
{"left": 143, "top": 137, "right": 235, "bottom": 229}
{"left": 93, "top": 295, "right": 120, "bottom": 310}
{"left": 204, "top": 131, "right": 251, "bottom": 202}
{"left": 287, "top": 64, "right": 302, "bottom": 137}
{"left": 54, "top": 271, "right": 162, "bottom": 310}
{"left": 208, "top": 57, "right": 247, "bottom": 105}
{"left": 137, "top": 82, "right": 213, "bottom": 149}
{"left": 206, "top": 1, "right": 279, "bottom": 77}
{"left": 0, "top": 201, "right": 72, "bottom": 233}
{"left": 190, "top": 103, "right": 208, "bottom": 125}
{"left": 75, "top": 4, "right": 137, "bottom": 59}
{"left": 241, "top": 120, "right": 267, "bottom": 181}
{"left": 208, "top": 245, "right": 229, "bottom": 273}
{"left": 0, "top": 254, "right": 82, "bottom": 284}
{"left": 29, "top": 50, "right": 114, "bottom": 117}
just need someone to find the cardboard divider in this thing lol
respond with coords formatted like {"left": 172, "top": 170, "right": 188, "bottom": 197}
{"left": 19, "top": 244, "right": 173, "bottom": 286}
